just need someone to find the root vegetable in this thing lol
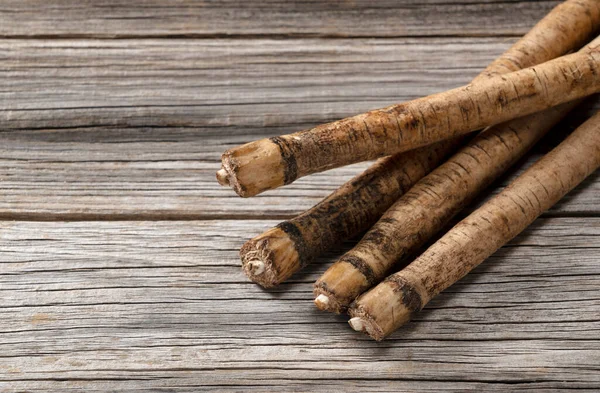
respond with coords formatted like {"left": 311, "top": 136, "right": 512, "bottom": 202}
{"left": 314, "top": 36, "right": 600, "bottom": 314}
{"left": 239, "top": 2, "right": 600, "bottom": 288}
{"left": 348, "top": 109, "right": 600, "bottom": 340}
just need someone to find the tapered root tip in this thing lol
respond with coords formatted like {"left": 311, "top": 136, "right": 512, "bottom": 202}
{"left": 247, "top": 259, "right": 265, "bottom": 276}
{"left": 314, "top": 294, "right": 330, "bottom": 310}
{"left": 216, "top": 168, "right": 230, "bottom": 186}
{"left": 348, "top": 317, "right": 365, "bottom": 332}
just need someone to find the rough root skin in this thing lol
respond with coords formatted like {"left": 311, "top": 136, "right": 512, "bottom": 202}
{"left": 232, "top": 0, "right": 600, "bottom": 291}
{"left": 317, "top": 34, "right": 600, "bottom": 316}
{"left": 475, "top": 0, "right": 600, "bottom": 80}
{"left": 218, "top": 0, "right": 600, "bottom": 197}
{"left": 220, "top": 40, "right": 600, "bottom": 195}
{"left": 240, "top": 139, "right": 462, "bottom": 287}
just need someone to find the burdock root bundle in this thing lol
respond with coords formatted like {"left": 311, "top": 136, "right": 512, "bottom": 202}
{"left": 237, "top": 0, "right": 600, "bottom": 289}
{"left": 348, "top": 110, "right": 600, "bottom": 340}
{"left": 217, "top": 0, "right": 600, "bottom": 340}
{"left": 313, "top": 35, "right": 600, "bottom": 314}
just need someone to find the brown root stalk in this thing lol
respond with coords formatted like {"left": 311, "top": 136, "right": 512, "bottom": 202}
{"left": 219, "top": 0, "right": 600, "bottom": 197}
{"left": 348, "top": 109, "right": 600, "bottom": 340}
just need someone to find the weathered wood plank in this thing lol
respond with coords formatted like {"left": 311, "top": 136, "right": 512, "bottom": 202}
{"left": 5, "top": 37, "right": 595, "bottom": 132}
{"left": 0, "top": 0, "right": 561, "bottom": 38}
{"left": 0, "top": 218, "right": 598, "bottom": 391}
{"left": 1, "top": 38, "right": 598, "bottom": 218}
{"left": 0, "top": 130, "right": 597, "bottom": 220}
{"left": 1, "top": 37, "right": 514, "bottom": 130}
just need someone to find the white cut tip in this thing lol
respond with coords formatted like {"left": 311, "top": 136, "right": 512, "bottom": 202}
{"left": 247, "top": 260, "right": 265, "bottom": 275}
{"left": 216, "top": 168, "right": 230, "bottom": 186}
{"left": 314, "top": 294, "right": 330, "bottom": 309}
{"left": 349, "top": 317, "right": 365, "bottom": 332}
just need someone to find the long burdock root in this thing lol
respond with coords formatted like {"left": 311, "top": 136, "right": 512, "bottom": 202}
{"left": 240, "top": 139, "right": 461, "bottom": 288}
{"left": 219, "top": 47, "right": 600, "bottom": 197}
{"left": 348, "top": 109, "right": 600, "bottom": 341}
{"left": 218, "top": 0, "right": 600, "bottom": 197}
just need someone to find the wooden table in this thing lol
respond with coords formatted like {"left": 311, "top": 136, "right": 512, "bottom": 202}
{"left": 1, "top": 1, "right": 599, "bottom": 391}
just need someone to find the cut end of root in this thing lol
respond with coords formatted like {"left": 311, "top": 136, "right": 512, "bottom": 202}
{"left": 348, "top": 306, "right": 386, "bottom": 341}
{"left": 217, "top": 157, "right": 249, "bottom": 197}
{"left": 246, "top": 259, "right": 265, "bottom": 276}
{"left": 240, "top": 226, "right": 301, "bottom": 288}
{"left": 218, "top": 140, "right": 287, "bottom": 197}
{"left": 348, "top": 317, "right": 365, "bottom": 332}
{"left": 314, "top": 294, "right": 330, "bottom": 309}
{"left": 240, "top": 242, "right": 277, "bottom": 288}
{"left": 216, "top": 168, "right": 230, "bottom": 186}
{"left": 313, "top": 285, "right": 346, "bottom": 314}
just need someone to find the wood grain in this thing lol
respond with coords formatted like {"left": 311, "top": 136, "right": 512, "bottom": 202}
{"left": 0, "top": 0, "right": 561, "bottom": 38}
{"left": 0, "top": 219, "right": 598, "bottom": 392}
{"left": 0, "top": 132, "right": 597, "bottom": 220}
{"left": 1, "top": 37, "right": 514, "bottom": 130}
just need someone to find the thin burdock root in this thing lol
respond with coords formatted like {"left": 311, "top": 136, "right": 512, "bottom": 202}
{"left": 240, "top": 139, "right": 461, "bottom": 288}
{"left": 348, "top": 109, "right": 600, "bottom": 341}
{"left": 218, "top": 0, "right": 600, "bottom": 197}
{"left": 239, "top": 2, "right": 600, "bottom": 288}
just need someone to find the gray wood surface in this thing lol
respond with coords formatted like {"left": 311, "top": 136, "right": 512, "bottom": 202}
{"left": 0, "top": 0, "right": 561, "bottom": 38}
{"left": 1, "top": 219, "right": 599, "bottom": 391}
{"left": 0, "top": 1, "right": 598, "bottom": 392}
